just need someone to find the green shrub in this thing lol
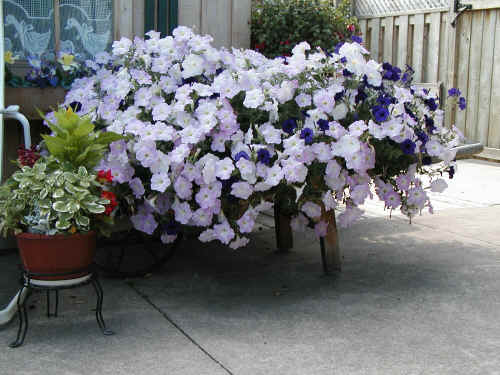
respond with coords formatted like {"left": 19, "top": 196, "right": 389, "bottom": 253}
{"left": 251, "top": 0, "right": 359, "bottom": 58}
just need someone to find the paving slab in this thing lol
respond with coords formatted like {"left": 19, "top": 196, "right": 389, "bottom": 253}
{"left": 130, "top": 195, "right": 500, "bottom": 374}
{"left": 0, "top": 253, "right": 228, "bottom": 375}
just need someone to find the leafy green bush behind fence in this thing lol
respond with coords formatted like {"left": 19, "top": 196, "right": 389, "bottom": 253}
{"left": 251, "top": 0, "right": 359, "bottom": 58}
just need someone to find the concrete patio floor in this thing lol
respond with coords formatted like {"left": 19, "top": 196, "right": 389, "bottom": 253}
{"left": 1, "top": 159, "right": 499, "bottom": 375}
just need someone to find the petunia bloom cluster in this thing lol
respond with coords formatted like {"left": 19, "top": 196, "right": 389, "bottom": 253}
{"left": 59, "top": 27, "right": 463, "bottom": 249}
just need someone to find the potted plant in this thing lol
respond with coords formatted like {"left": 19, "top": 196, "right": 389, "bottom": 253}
{"left": 0, "top": 108, "right": 122, "bottom": 280}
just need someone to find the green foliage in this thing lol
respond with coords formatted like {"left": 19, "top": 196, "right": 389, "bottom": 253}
{"left": 251, "top": 0, "right": 359, "bottom": 58}
{"left": 0, "top": 109, "right": 119, "bottom": 237}
{"left": 370, "top": 138, "right": 417, "bottom": 179}
{"left": 41, "top": 108, "right": 123, "bottom": 170}
{"left": 0, "top": 159, "right": 110, "bottom": 237}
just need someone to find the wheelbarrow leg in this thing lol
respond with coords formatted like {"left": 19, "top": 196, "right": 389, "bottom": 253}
{"left": 319, "top": 210, "right": 342, "bottom": 275}
{"left": 274, "top": 200, "right": 293, "bottom": 253}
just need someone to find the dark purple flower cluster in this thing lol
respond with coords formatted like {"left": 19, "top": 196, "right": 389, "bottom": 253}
{"left": 424, "top": 115, "right": 436, "bottom": 133}
{"left": 448, "top": 88, "right": 461, "bottom": 97}
{"left": 400, "top": 139, "right": 416, "bottom": 155}
{"left": 401, "top": 65, "right": 414, "bottom": 85}
{"left": 25, "top": 58, "right": 59, "bottom": 88}
{"left": 372, "top": 105, "right": 389, "bottom": 123}
{"left": 334, "top": 41, "right": 345, "bottom": 54}
{"left": 404, "top": 103, "right": 418, "bottom": 122}
{"left": 351, "top": 35, "right": 363, "bottom": 44}
{"left": 234, "top": 151, "right": 250, "bottom": 162}
{"left": 282, "top": 118, "right": 298, "bottom": 135}
{"left": 377, "top": 94, "right": 396, "bottom": 106}
{"left": 317, "top": 119, "right": 330, "bottom": 131}
{"left": 334, "top": 90, "right": 345, "bottom": 101}
{"left": 355, "top": 87, "right": 368, "bottom": 104}
{"left": 257, "top": 149, "right": 271, "bottom": 165}
{"left": 342, "top": 68, "right": 353, "bottom": 77}
{"left": 300, "top": 128, "right": 314, "bottom": 145}
{"left": 415, "top": 129, "right": 429, "bottom": 145}
{"left": 458, "top": 97, "right": 467, "bottom": 110}
{"left": 424, "top": 97, "right": 439, "bottom": 111}
{"left": 382, "top": 62, "right": 402, "bottom": 81}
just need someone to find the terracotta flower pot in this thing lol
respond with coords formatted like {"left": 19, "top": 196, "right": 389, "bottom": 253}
{"left": 16, "top": 232, "right": 96, "bottom": 280}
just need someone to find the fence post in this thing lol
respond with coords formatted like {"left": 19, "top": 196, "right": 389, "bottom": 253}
{"left": 445, "top": 0, "right": 459, "bottom": 127}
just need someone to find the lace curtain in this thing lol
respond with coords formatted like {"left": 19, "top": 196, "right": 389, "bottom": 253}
{"left": 3, "top": 0, "right": 113, "bottom": 60}
{"left": 3, "top": 0, "right": 55, "bottom": 59}
{"left": 59, "top": 0, "right": 112, "bottom": 59}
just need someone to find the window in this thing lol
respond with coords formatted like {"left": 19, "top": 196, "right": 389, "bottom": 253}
{"left": 3, "top": 0, "right": 113, "bottom": 60}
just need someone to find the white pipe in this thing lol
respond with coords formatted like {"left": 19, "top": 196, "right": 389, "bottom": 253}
{"left": 0, "top": 288, "right": 28, "bottom": 325}
{"left": 0, "top": 0, "right": 33, "bottom": 325}
{"left": 0, "top": 0, "right": 5, "bottom": 181}
{"left": 1, "top": 106, "right": 32, "bottom": 148}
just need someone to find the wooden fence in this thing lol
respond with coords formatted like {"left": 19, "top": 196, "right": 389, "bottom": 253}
{"left": 115, "top": 0, "right": 251, "bottom": 49}
{"left": 358, "top": 8, "right": 449, "bottom": 85}
{"left": 178, "top": 0, "right": 251, "bottom": 49}
{"left": 357, "top": 1, "right": 500, "bottom": 159}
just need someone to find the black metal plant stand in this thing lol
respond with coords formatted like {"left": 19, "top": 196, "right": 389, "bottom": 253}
{"left": 9, "top": 267, "right": 114, "bottom": 348}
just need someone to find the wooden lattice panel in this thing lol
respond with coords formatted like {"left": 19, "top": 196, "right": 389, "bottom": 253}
{"left": 354, "top": 0, "right": 449, "bottom": 17}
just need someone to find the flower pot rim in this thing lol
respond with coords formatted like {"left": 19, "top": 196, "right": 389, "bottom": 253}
{"left": 16, "top": 231, "right": 96, "bottom": 240}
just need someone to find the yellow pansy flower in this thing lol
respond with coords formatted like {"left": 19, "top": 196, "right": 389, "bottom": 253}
{"left": 58, "top": 53, "right": 79, "bottom": 71}
{"left": 4, "top": 51, "right": 18, "bottom": 64}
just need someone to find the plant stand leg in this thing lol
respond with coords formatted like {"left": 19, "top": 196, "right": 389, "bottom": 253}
{"left": 47, "top": 289, "right": 59, "bottom": 318}
{"left": 274, "top": 201, "right": 293, "bottom": 253}
{"left": 319, "top": 210, "right": 342, "bottom": 275}
{"left": 46, "top": 290, "right": 59, "bottom": 318}
{"left": 9, "top": 287, "right": 30, "bottom": 348}
{"left": 90, "top": 276, "right": 114, "bottom": 336}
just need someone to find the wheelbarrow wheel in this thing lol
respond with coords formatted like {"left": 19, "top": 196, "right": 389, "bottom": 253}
{"left": 94, "top": 230, "right": 181, "bottom": 278}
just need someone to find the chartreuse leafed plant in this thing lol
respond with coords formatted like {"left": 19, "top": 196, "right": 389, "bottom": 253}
{"left": 0, "top": 108, "right": 121, "bottom": 237}
{"left": 251, "top": 0, "right": 358, "bottom": 58}
{"left": 41, "top": 107, "right": 123, "bottom": 170}
{"left": 57, "top": 27, "right": 464, "bottom": 249}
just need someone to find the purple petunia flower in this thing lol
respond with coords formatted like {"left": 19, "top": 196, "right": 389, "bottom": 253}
{"left": 334, "top": 41, "right": 345, "bottom": 54}
{"left": 282, "top": 118, "right": 297, "bottom": 135}
{"left": 351, "top": 35, "right": 363, "bottom": 44}
{"left": 257, "top": 148, "right": 271, "bottom": 165}
{"left": 415, "top": 129, "right": 429, "bottom": 145}
{"left": 458, "top": 97, "right": 466, "bottom": 110}
{"left": 300, "top": 128, "right": 314, "bottom": 145}
{"left": 355, "top": 89, "right": 368, "bottom": 104}
{"left": 234, "top": 151, "right": 250, "bottom": 162}
{"left": 342, "top": 68, "right": 353, "bottom": 77}
{"left": 424, "top": 98, "right": 438, "bottom": 111}
{"left": 424, "top": 115, "right": 436, "bottom": 133}
{"left": 400, "top": 139, "right": 416, "bottom": 155}
{"left": 372, "top": 105, "right": 389, "bottom": 123}
{"left": 131, "top": 212, "right": 158, "bottom": 235}
{"left": 317, "top": 119, "right": 330, "bottom": 131}
{"left": 448, "top": 88, "right": 461, "bottom": 97}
